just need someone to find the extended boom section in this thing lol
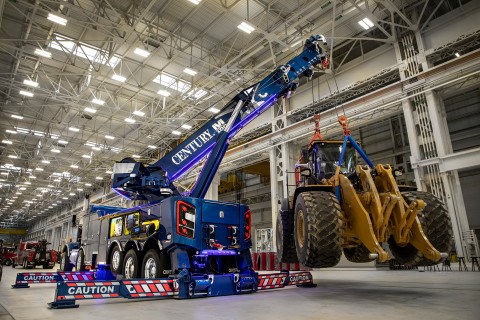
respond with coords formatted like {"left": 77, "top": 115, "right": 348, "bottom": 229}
{"left": 112, "top": 35, "right": 329, "bottom": 202}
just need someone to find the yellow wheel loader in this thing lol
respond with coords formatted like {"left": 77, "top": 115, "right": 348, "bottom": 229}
{"left": 276, "top": 115, "right": 453, "bottom": 268}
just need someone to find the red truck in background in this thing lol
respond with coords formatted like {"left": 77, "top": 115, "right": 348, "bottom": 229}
{"left": 13, "top": 239, "right": 57, "bottom": 269}
{"left": 1, "top": 245, "right": 17, "bottom": 266}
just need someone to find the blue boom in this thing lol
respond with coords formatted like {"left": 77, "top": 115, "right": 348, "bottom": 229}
{"left": 112, "top": 35, "right": 329, "bottom": 201}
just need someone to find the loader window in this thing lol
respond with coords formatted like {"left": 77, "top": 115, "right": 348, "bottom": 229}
{"left": 312, "top": 142, "right": 356, "bottom": 180}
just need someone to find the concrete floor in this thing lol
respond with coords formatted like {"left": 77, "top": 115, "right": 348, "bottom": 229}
{"left": 0, "top": 264, "right": 479, "bottom": 320}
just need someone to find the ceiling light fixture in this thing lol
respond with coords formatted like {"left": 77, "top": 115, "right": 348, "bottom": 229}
{"left": 23, "top": 79, "right": 39, "bottom": 87}
{"left": 132, "top": 154, "right": 141, "bottom": 159}
{"left": 47, "top": 13, "right": 67, "bottom": 26}
{"left": 92, "top": 146, "right": 101, "bottom": 151}
{"left": 69, "top": 127, "right": 80, "bottom": 132}
{"left": 133, "top": 110, "right": 145, "bottom": 116}
{"left": 455, "top": 52, "right": 460, "bottom": 57}
{"left": 105, "top": 135, "right": 115, "bottom": 140}
{"left": 6, "top": 129, "right": 17, "bottom": 134}
{"left": 183, "top": 68, "right": 197, "bottom": 76}
{"left": 157, "top": 90, "right": 171, "bottom": 97}
{"left": 51, "top": 149, "right": 60, "bottom": 153}
{"left": 19, "top": 90, "right": 34, "bottom": 97}
{"left": 105, "top": 170, "right": 113, "bottom": 174}
{"left": 358, "top": 17, "right": 374, "bottom": 30}
{"left": 41, "top": 160, "right": 51, "bottom": 164}
{"left": 125, "top": 117, "right": 136, "bottom": 124}
{"left": 84, "top": 107, "right": 97, "bottom": 113}
{"left": 2, "top": 140, "right": 13, "bottom": 144}
{"left": 11, "top": 115, "right": 23, "bottom": 119}
{"left": 95, "top": 176, "right": 103, "bottom": 180}
{"left": 58, "top": 140, "right": 68, "bottom": 144}
{"left": 134, "top": 47, "right": 150, "bottom": 57}
{"left": 70, "top": 164, "right": 79, "bottom": 169}
{"left": 111, "top": 74, "right": 126, "bottom": 82}
{"left": 188, "top": 0, "right": 202, "bottom": 4}
{"left": 35, "top": 168, "right": 44, "bottom": 171}
{"left": 172, "top": 130, "right": 181, "bottom": 135}
{"left": 82, "top": 155, "right": 91, "bottom": 159}
{"left": 181, "top": 124, "right": 192, "bottom": 130}
{"left": 92, "top": 98, "right": 105, "bottom": 105}
{"left": 8, "top": 155, "right": 18, "bottom": 159}
{"left": 85, "top": 183, "right": 92, "bottom": 186}
{"left": 147, "top": 145, "right": 157, "bottom": 149}
{"left": 237, "top": 22, "right": 255, "bottom": 34}
{"left": 34, "top": 48, "right": 52, "bottom": 58}
{"left": 208, "top": 107, "right": 220, "bottom": 113}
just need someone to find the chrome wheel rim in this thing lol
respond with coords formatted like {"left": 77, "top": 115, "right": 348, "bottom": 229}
{"left": 124, "top": 256, "right": 135, "bottom": 279}
{"left": 144, "top": 257, "right": 156, "bottom": 278}
{"left": 112, "top": 250, "right": 120, "bottom": 271}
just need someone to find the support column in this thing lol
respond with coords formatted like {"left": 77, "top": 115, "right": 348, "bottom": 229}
{"left": 396, "top": 30, "right": 469, "bottom": 256}
{"left": 269, "top": 98, "right": 297, "bottom": 251}
{"left": 204, "top": 172, "right": 220, "bottom": 201}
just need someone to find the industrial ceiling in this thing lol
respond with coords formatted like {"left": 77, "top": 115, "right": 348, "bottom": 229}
{"left": 0, "top": 0, "right": 469, "bottom": 228}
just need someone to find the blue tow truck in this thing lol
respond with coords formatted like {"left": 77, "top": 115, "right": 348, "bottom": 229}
{"left": 55, "top": 35, "right": 330, "bottom": 302}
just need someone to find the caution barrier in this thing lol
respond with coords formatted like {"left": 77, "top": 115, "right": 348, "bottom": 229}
{"left": 253, "top": 252, "right": 311, "bottom": 271}
{"left": 257, "top": 271, "right": 314, "bottom": 290}
{"left": 47, "top": 271, "right": 315, "bottom": 308}
{"left": 12, "top": 271, "right": 96, "bottom": 288}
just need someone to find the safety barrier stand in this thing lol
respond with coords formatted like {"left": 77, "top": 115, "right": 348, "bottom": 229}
{"left": 47, "top": 271, "right": 315, "bottom": 309}
{"left": 11, "top": 271, "right": 95, "bottom": 289}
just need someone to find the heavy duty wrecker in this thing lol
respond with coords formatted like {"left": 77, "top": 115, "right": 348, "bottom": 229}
{"left": 14, "top": 35, "right": 330, "bottom": 308}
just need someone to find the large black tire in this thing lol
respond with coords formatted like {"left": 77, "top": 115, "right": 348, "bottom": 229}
{"left": 60, "top": 251, "right": 70, "bottom": 271}
{"left": 294, "top": 191, "right": 344, "bottom": 268}
{"left": 75, "top": 249, "right": 85, "bottom": 271}
{"left": 109, "top": 245, "right": 124, "bottom": 276}
{"left": 4, "top": 259, "right": 12, "bottom": 266}
{"left": 276, "top": 199, "right": 298, "bottom": 263}
{"left": 343, "top": 244, "right": 375, "bottom": 263}
{"left": 388, "top": 191, "right": 453, "bottom": 266}
{"left": 123, "top": 249, "right": 140, "bottom": 279}
{"left": 141, "top": 249, "right": 171, "bottom": 279}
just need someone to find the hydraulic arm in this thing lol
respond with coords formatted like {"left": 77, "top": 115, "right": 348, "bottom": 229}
{"left": 112, "top": 35, "right": 329, "bottom": 202}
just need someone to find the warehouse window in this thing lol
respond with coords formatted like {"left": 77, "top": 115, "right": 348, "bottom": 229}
{"left": 49, "top": 33, "right": 121, "bottom": 68}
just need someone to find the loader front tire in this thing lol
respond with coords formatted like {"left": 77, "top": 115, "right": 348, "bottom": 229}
{"left": 388, "top": 191, "right": 453, "bottom": 266}
{"left": 276, "top": 199, "right": 298, "bottom": 263}
{"left": 343, "top": 244, "right": 375, "bottom": 263}
{"left": 294, "top": 191, "right": 344, "bottom": 268}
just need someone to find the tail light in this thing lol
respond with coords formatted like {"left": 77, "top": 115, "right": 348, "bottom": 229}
{"left": 176, "top": 200, "right": 196, "bottom": 238}
{"left": 244, "top": 209, "right": 251, "bottom": 240}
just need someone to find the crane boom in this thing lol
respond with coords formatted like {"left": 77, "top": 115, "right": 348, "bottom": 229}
{"left": 112, "top": 35, "right": 329, "bottom": 202}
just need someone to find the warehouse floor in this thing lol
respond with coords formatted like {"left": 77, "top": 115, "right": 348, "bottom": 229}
{"left": 1, "top": 265, "right": 479, "bottom": 320}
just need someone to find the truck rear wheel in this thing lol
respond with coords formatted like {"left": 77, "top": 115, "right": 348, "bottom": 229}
{"left": 75, "top": 250, "right": 85, "bottom": 271}
{"left": 142, "top": 249, "right": 170, "bottom": 279}
{"left": 388, "top": 191, "right": 453, "bottom": 266}
{"left": 60, "top": 252, "right": 70, "bottom": 271}
{"left": 276, "top": 199, "right": 298, "bottom": 263}
{"left": 343, "top": 244, "right": 375, "bottom": 263}
{"left": 109, "top": 246, "right": 123, "bottom": 276}
{"left": 294, "top": 191, "right": 344, "bottom": 268}
{"left": 123, "top": 249, "right": 140, "bottom": 279}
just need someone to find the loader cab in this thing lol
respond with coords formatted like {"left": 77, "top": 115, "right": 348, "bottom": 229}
{"left": 302, "top": 141, "right": 357, "bottom": 183}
